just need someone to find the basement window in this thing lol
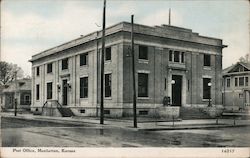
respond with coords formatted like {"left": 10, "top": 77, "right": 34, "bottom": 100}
{"left": 80, "top": 109, "right": 85, "bottom": 113}
{"left": 104, "top": 110, "right": 110, "bottom": 114}
{"left": 139, "top": 110, "right": 148, "bottom": 115}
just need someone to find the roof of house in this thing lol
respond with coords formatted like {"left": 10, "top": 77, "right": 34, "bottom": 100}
{"left": 29, "top": 21, "right": 226, "bottom": 62}
{"left": 223, "top": 62, "right": 250, "bottom": 75}
{"left": 2, "top": 78, "right": 31, "bottom": 93}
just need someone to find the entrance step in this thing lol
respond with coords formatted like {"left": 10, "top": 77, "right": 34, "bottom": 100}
{"left": 57, "top": 107, "right": 74, "bottom": 117}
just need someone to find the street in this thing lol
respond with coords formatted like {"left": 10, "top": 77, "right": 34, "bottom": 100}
{"left": 2, "top": 117, "right": 250, "bottom": 147}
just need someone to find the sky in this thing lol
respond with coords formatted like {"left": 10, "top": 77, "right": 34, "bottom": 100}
{"left": 1, "top": 0, "right": 249, "bottom": 76}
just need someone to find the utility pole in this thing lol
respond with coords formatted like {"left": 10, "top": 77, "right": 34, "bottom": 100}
{"left": 100, "top": 0, "right": 106, "bottom": 124}
{"left": 131, "top": 15, "right": 137, "bottom": 128}
{"left": 14, "top": 71, "right": 17, "bottom": 116}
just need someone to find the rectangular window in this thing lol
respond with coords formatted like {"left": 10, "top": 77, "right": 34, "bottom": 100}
{"left": 104, "top": 110, "right": 110, "bottom": 114}
{"left": 139, "top": 110, "right": 148, "bottom": 115}
{"left": 25, "top": 95, "right": 30, "bottom": 104}
{"left": 139, "top": 45, "right": 148, "bottom": 60}
{"left": 203, "top": 78, "right": 211, "bottom": 99}
{"left": 246, "top": 77, "right": 249, "bottom": 86}
{"left": 36, "top": 84, "right": 40, "bottom": 100}
{"left": 174, "top": 51, "right": 180, "bottom": 62}
{"left": 21, "top": 93, "right": 31, "bottom": 105}
{"left": 204, "top": 54, "right": 211, "bottom": 66}
{"left": 226, "top": 78, "right": 230, "bottom": 88}
{"left": 105, "top": 74, "right": 112, "bottom": 97}
{"left": 47, "top": 63, "right": 52, "bottom": 73}
{"left": 80, "top": 53, "right": 88, "bottom": 66}
{"left": 235, "top": 77, "right": 238, "bottom": 87}
{"left": 164, "top": 78, "right": 167, "bottom": 90}
{"left": 138, "top": 73, "right": 148, "bottom": 97}
{"left": 239, "top": 77, "right": 244, "bottom": 86}
{"left": 62, "top": 58, "right": 68, "bottom": 70}
{"left": 105, "top": 47, "right": 111, "bottom": 61}
{"left": 36, "top": 67, "right": 40, "bottom": 76}
{"left": 47, "top": 82, "right": 53, "bottom": 99}
{"left": 169, "top": 50, "right": 173, "bottom": 62}
{"left": 181, "top": 52, "right": 185, "bottom": 63}
{"left": 80, "top": 77, "right": 88, "bottom": 98}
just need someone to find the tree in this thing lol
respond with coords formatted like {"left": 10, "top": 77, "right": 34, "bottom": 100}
{"left": 239, "top": 53, "right": 250, "bottom": 63}
{"left": 0, "top": 61, "right": 24, "bottom": 85}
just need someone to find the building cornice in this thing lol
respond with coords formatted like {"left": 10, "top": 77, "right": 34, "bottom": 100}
{"left": 30, "top": 21, "right": 226, "bottom": 62}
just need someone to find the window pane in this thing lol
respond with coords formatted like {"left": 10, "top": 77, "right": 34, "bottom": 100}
{"left": 80, "top": 77, "right": 88, "bottom": 98}
{"left": 246, "top": 77, "right": 249, "bottom": 86}
{"left": 181, "top": 52, "right": 185, "bottom": 63}
{"left": 169, "top": 50, "right": 172, "bottom": 61}
{"left": 105, "top": 74, "right": 112, "bottom": 97}
{"left": 239, "top": 77, "right": 244, "bottom": 86}
{"left": 139, "top": 45, "right": 148, "bottom": 60}
{"left": 47, "top": 82, "right": 52, "bottom": 99}
{"left": 204, "top": 54, "right": 211, "bottom": 66}
{"left": 47, "top": 63, "right": 52, "bottom": 73}
{"left": 174, "top": 51, "right": 180, "bottom": 62}
{"left": 203, "top": 78, "right": 211, "bottom": 99}
{"left": 80, "top": 53, "right": 88, "bottom": 66}
{"left": 235, "top": 78, "right": 238, "bottom": 87}
{"left": 226, "top": 78, "right": 230, "bottom": 88}
{"left": 105, "top": 47, "right": 111, "bottom": 61}
{"left": 36, "top": 67, "right": 40, "bottom": 76}
{"left": 62, "top": 58, "right": 68, "bottom": 70}
{"left": 138, "top": 73, "right": 148, "bottom": 97}
{"left": 36, "top": 84, "right": 40, "bottom": 100}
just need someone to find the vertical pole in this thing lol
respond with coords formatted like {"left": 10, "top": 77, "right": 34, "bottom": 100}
{"left": 131, "top": 15, "right": 137, "bottom": 128}
{"left": 169, "top": 8, "right": 171, "bottom": 26}
{"left": 100, "top": 0, "right": 106, "bottom": 124}
{"left": 14, "top": 71, "right": 17, "bottom": 116}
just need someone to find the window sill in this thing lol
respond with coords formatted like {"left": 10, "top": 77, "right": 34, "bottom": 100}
{"left": 169, "top": 61, "right": 185, "bottom": 64}
{"left": 80, "top": 64, "right": 88, "bottom": 67}
{"left": 105, "top": 60, "right": 111, "bottom": 64}
{"left": 80, "top": 97, "right": 88, "bottom": 99}
{"left": 203, "top": 66, "right": 211, "bottom": 70}
{"left": 202, "top": 99, "right": 210, "bottom": 102}
{"left": 138, "top": 59, "right": 149, "bottom": 64}
{"left": 104, "top": 97, "right": 112, "bottom": 100}
{"left": 138, "top": 97, "right": 150, "bottom": 99}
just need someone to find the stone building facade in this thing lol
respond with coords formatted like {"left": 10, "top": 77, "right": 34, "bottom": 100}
{"left": 222, "top": 62, "right": 250, "bottom": 111}
{"left": 29, "top": 22, "right": 226, "bottom": 117}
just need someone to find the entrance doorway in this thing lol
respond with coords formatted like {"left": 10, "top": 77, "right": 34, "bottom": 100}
{"left": 172, "top": 75, "right": 182, "bottom": 106}
{"left": 62, "top": 79, "right": 68, "bottom": 106}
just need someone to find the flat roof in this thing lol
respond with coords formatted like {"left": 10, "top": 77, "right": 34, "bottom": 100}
{"left": 30, "top": 21, "right": 225, "bottom": 62}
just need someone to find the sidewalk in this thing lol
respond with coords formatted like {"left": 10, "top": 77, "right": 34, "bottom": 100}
{"left": 2, "top": 112, "right": 250, "bottom": 131}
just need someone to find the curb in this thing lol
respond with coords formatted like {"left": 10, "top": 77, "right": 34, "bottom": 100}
{"left": 2, "top": 114, "right": 250, "bottom": 132}
{"left": 138, "top": 124, "right": 250, "bottom": 131}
